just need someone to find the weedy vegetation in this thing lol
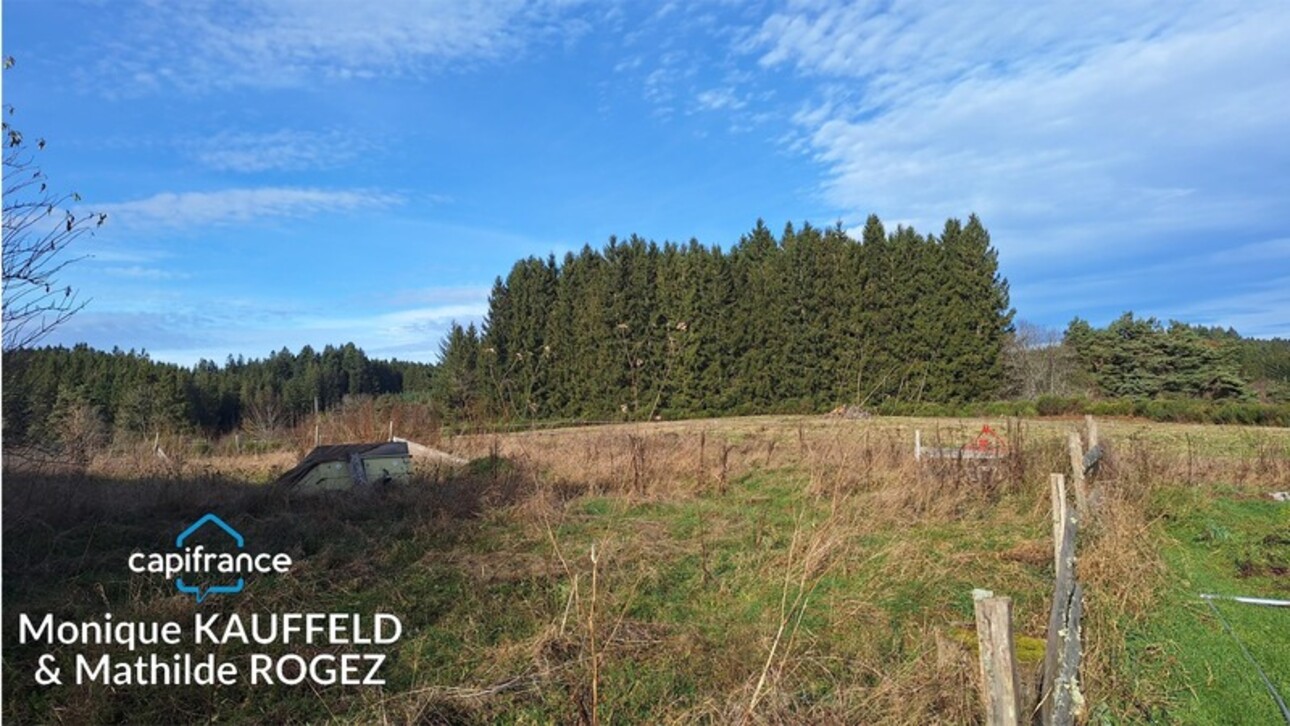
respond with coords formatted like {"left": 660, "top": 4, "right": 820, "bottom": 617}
{"left": 3, "top": 415, "right": 1287, "bottom": 724}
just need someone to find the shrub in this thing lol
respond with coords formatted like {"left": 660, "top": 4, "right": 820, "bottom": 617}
{"left": 1087, "top": 399, "right": 1135, "bottom": 417}
{"left": 1036, "top": 395, "right": 1084, "bottom": 416}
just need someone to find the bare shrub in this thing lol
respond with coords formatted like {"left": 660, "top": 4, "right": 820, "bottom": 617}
{"left": 51, "top": 400, "right": 108, "bottom": 469}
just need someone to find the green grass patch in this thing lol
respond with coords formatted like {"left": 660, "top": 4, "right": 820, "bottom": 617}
{"left": 1122, "top": 494, "right": 1289, "bottom": 724}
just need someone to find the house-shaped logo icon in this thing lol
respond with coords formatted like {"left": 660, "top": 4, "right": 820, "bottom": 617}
{"left": 174, "top": 513, "right": 246, "bottom": 603}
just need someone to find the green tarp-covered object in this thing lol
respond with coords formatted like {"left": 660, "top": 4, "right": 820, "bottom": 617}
{"left": 275, "top": 442, "right": 411, "bottom": 493}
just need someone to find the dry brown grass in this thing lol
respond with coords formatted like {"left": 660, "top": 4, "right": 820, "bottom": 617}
{"left": 432, "top": 415, "right": 1285, "bottom": 722}
{"left": 424, "top": 421, "right": 1011, "bottom": 722}
{"left": 7, "top": 412, "right": 1286, "bottom": 723}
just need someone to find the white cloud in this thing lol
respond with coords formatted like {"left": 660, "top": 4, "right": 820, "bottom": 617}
{"left": 694, "top": 87, "right": 747, "bottom": 112}
{"left": 97, "top": 0, "right": 591, "bottom": 93}
{"left": 47, "top": 298, "right": 489, "bottom": 365}
{"left": 717, "top": 0, "right": 1290, "bottom": 336}
{"left": 292, "top": 302, "right": 491, "bottom": 341}
{"left": 97, "top": 187, "right": 401, "bottom": 229}
{"left": 745, "top": 1, "right": 1290, "bottom": 263}
{"left": 751, "top": 1, "right": 1215, "bottom": 112}
{"left": 86, "top": 247, "right": 171, "bottom": 264}
{"left": 644, "top": 64, "right": 683, "bottom": 105}
{"left": 187, "top": 129, "right": 371, "bottom": 173}
{"left": 284, "top": 303, "right": 490, "bottom": 357}
{"left": 613, "top": 55, "right": 644, "bottom": 73}
{"left": 101, "top": 265, "right": 190, "bottom": 280}
{"left": 369, "top": 304, "right": 490, "bottom": 337}
{"left": 381, "top": 285, "right": 493, "bottom": 307}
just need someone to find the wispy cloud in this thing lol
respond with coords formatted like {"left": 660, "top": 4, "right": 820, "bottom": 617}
{"left": 185, "top": 129, "right": 372, "bottom": 173}
{"left": 643, "top": 52, "right": 697, "bottom": 107}
{"left": 94, "top": 0, "right": 592, "bottom": 94}
{"left": 50, "top": 310, "right": 220, "bottom": 353}
{"left": 751, "top": 1, "right": 1214, "bottom": 112}
{"left": 746, "top": 1, "right": 1290, "bottom": 259}
{"left": 97, "top": 187, "right": 402, "bottom": 229}
{"left": 378, "top": 285, "right": 493, "bottom": 308}
{"left": 609, "top": 6, "right": 780, "bottom": 130}
{"left": 45, "top": 299, "right": 489, "bottom": 365}
{"left": 718, "top": 0, "right": 1290, "bottom": 336}
{"left": 85, "top": 246, "right": 172, "bottom": 264}
{"left": 694, "top": 87, "right": 746, "bottom": 112}
{"left": 101, "top": 265, "right": 190, "bottom": 280}
{"left": 306, "top": 304, "right": 491, "bottom": 340}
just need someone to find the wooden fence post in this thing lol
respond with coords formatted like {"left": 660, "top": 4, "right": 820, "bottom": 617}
{"left": 1041, "top": 512, "right": 1081, "bottom": 725}
{"left": 1051, "top": 584, "right": 1085, "bottom": 725}
{"left": 1066, "top": 432, "right": 1089, "bottom": 520}
{"left": 974, "top": 589, "right": 1022, "bottom": 725}
{"left": 1049, "top": 473, "right": 1067, "bottom": 574}
{"left": 1084, "top": 415, "right": 1099, "bottom": 449}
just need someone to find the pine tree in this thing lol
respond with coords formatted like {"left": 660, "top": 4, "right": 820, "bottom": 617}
{"left": 938, "top": 215, "right": 1014, "bottom": 400}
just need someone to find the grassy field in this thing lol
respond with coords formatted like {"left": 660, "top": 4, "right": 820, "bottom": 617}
{"left": 3, "top": 415, "right": 1287, "bottom": 724}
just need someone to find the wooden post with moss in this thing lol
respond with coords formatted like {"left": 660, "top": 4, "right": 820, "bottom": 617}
{"left": 974, "top": 589, "right": 1022, "bottom": 725}
{"left": 1040, "top": 509, "right": 1084, "bottom": 725}
{"left": 1051, "top": 584, "right": 1085, "bottom": 724}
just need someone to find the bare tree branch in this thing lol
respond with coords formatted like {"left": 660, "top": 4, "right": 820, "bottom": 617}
{"left": 2, "top": 58, "right": 106, "bottom": 350}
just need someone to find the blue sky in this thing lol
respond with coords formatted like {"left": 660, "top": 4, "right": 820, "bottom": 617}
{"left": 3, "top": 0, "right": 1287, "bottom": 365}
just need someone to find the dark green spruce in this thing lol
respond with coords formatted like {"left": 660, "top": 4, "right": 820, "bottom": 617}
{"left": 444, "top": 215, "right": 1017, "bottom": 421}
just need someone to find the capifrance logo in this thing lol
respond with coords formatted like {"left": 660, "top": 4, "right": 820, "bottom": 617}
{"left": 19, "top": 513, "right": 403, "bottom": 689}
{"left": 128, "top": 513, "right": 291, "bottom": 603}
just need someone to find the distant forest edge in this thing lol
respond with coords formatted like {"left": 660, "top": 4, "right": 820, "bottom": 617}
{"left": 5, "top": 216, "right": 1290, "bottom": 445}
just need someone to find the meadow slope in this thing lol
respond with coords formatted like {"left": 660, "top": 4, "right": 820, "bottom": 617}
{"left": 4, "top": 415, "right": 1287, "bottom": 724}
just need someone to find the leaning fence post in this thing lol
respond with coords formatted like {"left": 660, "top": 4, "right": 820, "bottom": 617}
{"left": 974, "top": 589, "right": 1022, "bottom": 726}
{"left": 915, "top": 430, "right": 922, "bottom": 461}
{"left": 1041, "top": 512, "right": 1080, "bottom": 725}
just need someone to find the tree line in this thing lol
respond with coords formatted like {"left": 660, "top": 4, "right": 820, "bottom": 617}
{"left": 1008, "top": 314, "right": 1288, "bottom": 407}
{"left": 1, "top": 343, "right": 435, "bottom": 443}
{"left": 1064, "top": 314, "right": 1251, "bottom": 400}
{"left": 7, "top": 215, "right": 1288, "bottom": 447}
{"left": 434, "top": 215, "right": 1015, "bottom": 421}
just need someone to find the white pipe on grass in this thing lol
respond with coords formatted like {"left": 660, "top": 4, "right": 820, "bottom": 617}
{"left": 1201, "top": 594, "right": 1290, "bottom": 724}
{"left": 1200, "top": 593, "right": 1290, "bottom": 608}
